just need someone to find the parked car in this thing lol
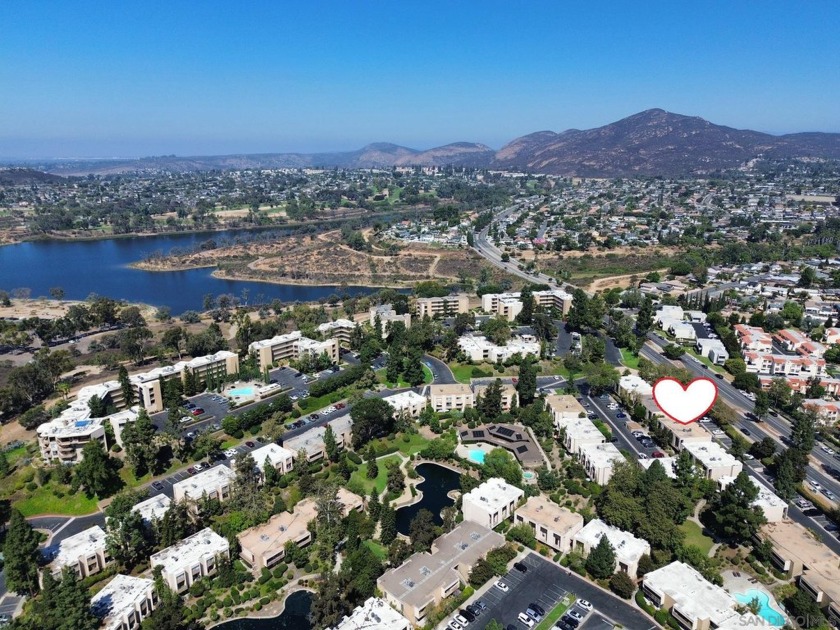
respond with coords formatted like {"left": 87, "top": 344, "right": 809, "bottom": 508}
{"left": 152, "top": 481, "right": 164, "bottom": 491}
{"left": 494, "top": 580, "right": 509, "bottom": 592}
{"left": 517, "top": 612, "right": 534, "bottom": 628}
{"left": 311, "top": 413, "right": 320, "bottom": 419}
{"left": 475, "top": 600, "right": 487, "bottom": 612}
{"left": 186, "top": 432, "right": 196, "bottom": 439}
{"left": 615, "top": 412, "right": 627, "bottom": 418}
{"left": 652, "top": 451, "right": 665, "bottom": 458}
{"left": 336, "top": 403, "right": 346, "bottom": 409}
{"left": 193, "top": 463, "right": 204, "bottom": 472}
{"left": 529, "top": 603, "right": 545, "bottom": 617}
{"left": 453, "top": 613, "right": 469, "bottom": 626}
{"left": 187, "top": 467, "right": 195, "bottom": 475}
{"left": 560, "top": 616, "right": 579, "bottom": 629}
{"left": 513, "top": 561, "right": 528, "bottom": 573}
{"left": 568, "top": 610, "right": 584, "bottom": 622}
{"left": 525, "top": 607, "right": 542, "bottom": 622}
{"left": 639, "top": 453, "right": 648, "bottom": 459}
{"left": 191, "top": 408, "right": 204, "bottom": 416}
{"left": 715, "top": 373, "right": 724, "bottom": 379}
{"left": 466, "top": 604, "right": 480, "bottom": 617}
{"left": 576, "top": 599, "right": 593, "bottom": 612}
{"left": 447, "top": 622, "right": 463, "bottom": 630}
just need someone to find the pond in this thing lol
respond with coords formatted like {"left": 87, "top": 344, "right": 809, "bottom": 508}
{"left": 395, "top": 462, "right": 461, "bottom": 536}
{"left": 212, "top": 590, "right": 313, "bottom": 630}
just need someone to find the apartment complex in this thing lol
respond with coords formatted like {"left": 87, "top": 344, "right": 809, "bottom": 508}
{"left": 249, "top": 330, "right": 339, "bottom": 371}
{"left": 249, "top": 443, "right": 296, "bottom": 477}
{"left": 150, "top": 528, "right": 230, "bottom": 594}
{"left": 378, "top": 522, "right": 504, "bottom": 626}
{"left": 545, "top": 394, "right": 587, "bottom": 426}
{"left": 49, "top": 525, "right": 112, "bottom": 579}
{"left": 383, "top": 390, "right": 427, "bottom": 418}
{"left": 38, "top": 413, "right": 109, "bottom": 464}
{"left": 480, "top": 290, "right": 573, "bottom": 321}
{"left": 578, "top": 442, "right": 624, "bottom": 485}
{"left": 91, "top": 574, "right": 158, "bottom": 630}
{"left": 473, "top": 382, "right": 519, "bottom": 412}
{"left": 282, "top": 415, "right": 352, "bottom": 462}
{"left": 369, "top": 304, "right": 411, "bottom": 335}
{"left": 458, "top": 333, "right": 540, "bottom": 363}
{"left": 429, "top": 384, "right": 475, "bottom": 413}
{"left": 415, "top": 294, "right": 469, "bottom": 319}
{"left": 513, "top": 496, "right": 584, "bottom": 554}
{"left": 462, "top": 478, "right": 523, "bottom": 529}
{"left": 683, "top": 442, "right": 743, "bottom": 480}
{"left": 329, "top": 597, "right": 411, "bottom": 630}
{"left": 718, "top": 475, "right": 787, "bottom": 522}
{"left": 642, "top": 561, "right": 748, "bottom": 630}
{"left": 317, "top": 319, "right": 357, "bottom": 346}
{"left": 238, "top": 499, "right": 319, "bottom": 574}
{"left": 172, "top": 465, "right": 236, "bottom": 508}
{"left": 131, "top": 494, "right": 172, "bottom": 525}
{"left": 572, "top": 519, "right": 650, "bottom": 576}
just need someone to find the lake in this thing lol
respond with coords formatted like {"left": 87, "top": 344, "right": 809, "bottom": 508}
{"left": 395, "top": 462, "right": 461, "bottom": 536}
{"left": 213, "top": 590, "right": 312, "bottom": 630}
{"left": 0, "top": 230, "right": 383, "bottom": 313}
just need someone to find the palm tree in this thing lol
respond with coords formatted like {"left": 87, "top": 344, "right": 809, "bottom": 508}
{"left": 56, "top": 381, "right": 70, "bottom": 400}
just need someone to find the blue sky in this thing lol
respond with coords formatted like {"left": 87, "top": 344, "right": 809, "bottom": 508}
{"left": 1, "top": 0, "right": 838, "bottom": 158}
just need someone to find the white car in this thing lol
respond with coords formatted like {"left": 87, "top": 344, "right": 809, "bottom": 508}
{"left": 712, "top": 429, "right": 725, "bottom": 436}
{"left": 193, "top": 463, "right": 204, "bottom": 472}
{"left": 454, "top": 613, "right": 469, "bottom": 626}
{"left": 576, "top": 599, "right": 593, "bottom": 611}
{"left": 225, "top": 448, "right": 238, "bottom": 458}
{"left": 638, "top": 453, "right": 649, "bottom": 460}
{"left": 820, "top": 445, "right": 835, "bottom": 455}
{"left": 494, "top": 580, "right": 509, "bottom": 592}
{"left": 447, "top": 622, "right": 463, "bottom": 630}
{"left": 517, "top": 612, "right": 535, "bottom": 627}
{"left": 568, "top": 609, "right": 584, "bottom": 621}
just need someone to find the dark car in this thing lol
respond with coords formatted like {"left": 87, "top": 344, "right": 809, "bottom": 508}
{"left": 530, "top": 603, "right": 546, "bottom": 616}
{"left": 152, "top": 481, "right": 164, "bottom": 490}
{"left": 715, "top": 373, "right": 724, "bottom": 379}
{"left": 269, "top": 379, "right": 278, "bottom": 384}
{"left": 187, "top": 467, "right": 195, "bottom": 475}
{"left": 513, "top": 561, "right": 528, "bottom": 573}
{"left": 466, "top": 604, "right": 480, "bottom": 616}
{"left": 460, "top": 608, "right": 476, "bottom": 622}
{"left": 561, "top": 615, "right": 580, "bottom": 629}
{"left": 555, "top": 622, "right": 575, "bottom": 630}
{"left": 742, "top": 429, "right": 752, "bottom": 436}
{"left": 615, "top": 412, "right": 627, "bottom": 418}
{"left": 311, "top": 413, "right": 320, "bottom": 419}
{"left": 245, "top": 441, "right": 255, "bottom": 448}
{"left": 294, "top": 372, "right": 303, "bottom": 378}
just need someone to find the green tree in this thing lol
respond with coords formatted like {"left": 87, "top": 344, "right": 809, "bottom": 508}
{"left": 609, "top": 571, "right": 636, "bottom": 599}
{"left": 791, "top": 410, "right": 817, "bottom": 453}
{"left": 118, "top": 365, "right": 136, "bottom": 406}
{"left": 585, "top": 535, "right": 616, "bottom": 579}
{"left": 517, "top": 285, "right": 534, "bottom": 325}
{"left": 386, "top": 461, "right": 405, "bottom": 494}
{"left": 350, "top": 398, "right": 395, "bottom": 449}
{"left": 517, "top": 356, "right": 537, "bottom": 406}
{"left": 74, "top": 439, "right": 121, "bottom": 498}
{"left": 636, "top": 297, "right": 654, "bottom": 334}
{"left": 663, "top": 344, "right": 685, "bottom": 360}
{"left": 30, "top": 566, "right": 99, "bottom": 630}
{"left": 402, "top": 347, "right": 426, "bottom": 387}
{"left": 583, "top": 362, "right": 619, "bottom": 394}
{"left": 140, "top": 566, "right": 194, "bottom": 630}
{"left": 708, "top": 471, "right": 766, "bottom": 544}
{"left": 482, "top": 317, "right": 511, "bottom": 346}
{"left": 409, "top": 508, "right": 438, "bottom": 552}
{"left": 482, "top": 448, "right": 521, "bottom": 485}
{"left": 477, "top": 379, "right": 504, "bottom": 421}
{"left": 105, "top": 490, "right": 151, "bottom": 570}
{"left": 323, "top": 424, "right": 339, "bottom": 463}
{"left": 379, "top": 504, "right": 397, "bottom": 545}
{"left": 121, "top": 409, "right": 159, "bottom": 476}
{"left": 4, "top": 509, "right": 41, "bottom": 595}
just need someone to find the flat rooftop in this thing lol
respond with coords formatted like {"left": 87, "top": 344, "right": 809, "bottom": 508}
{"left": 249, "top": 443, "right": 294, "bottom": 470}
{"left": 545, "top": 394, "right": 587, "bottom": 417}
{"left": 238, "top": 499, "right": 319, "bottom": 558}
{"left": 430, "top": 383, "right": 473, "bottom": 396}
{"left": 463, "top": 478, "right": 524, "bottom": 514}
{"left": 574, "top": 519, "right": 650, "bottom": 563}
{"left": 515, "top": 496, "right": 583, "bottom": 533}
{"left": 330, "top": 597, "right": 410, "bottom": 630}
{"left": 91, "top": 574, "right": 154, "bottom": 630}
{"left": 150, "top": 527, "right": 229, "bottom": 572}
{"left": 131, "top": 493, "right": 172, "bottom": 523}
{"left": 683, "top": 441, "right": 742, "bottom": 470}
{"left": 579, "top": 442, "right": 624, "bottom": 468}
{"left": 172, "top": 464, "right": 235, "bottom": 501}
{"left": 644, "top": 561, "right": 739, "bottom": 625}
{"left": 52, "top": 525, "right": 107, "bottom": 570}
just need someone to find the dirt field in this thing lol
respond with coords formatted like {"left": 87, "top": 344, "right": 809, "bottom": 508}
{"left": 136, "top": 230, "right": 518, "bottom": 288}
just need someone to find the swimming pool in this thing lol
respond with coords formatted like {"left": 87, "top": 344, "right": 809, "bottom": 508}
{"left": 523, "top": 471, "right": 535, "bottom": 480}
{"left": 733, "top": 589, "right": 785, "bottom": 627}
{"left": 228, "top": 387, "right": 255, "bottom": 397}
{"left": 467, "top": 449, "right": 486, "bottom": 464}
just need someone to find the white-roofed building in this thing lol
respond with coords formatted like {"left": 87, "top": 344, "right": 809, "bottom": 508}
{"left": 317, "top": 319, "right": 356, "bottom": 346}
{"left": 249, "top": 331, "right": 339, "bottom": 371}
{"left": 579, "top": 442, "right": 625, "bottom": 485}
{"left": 462, "top": 478, "right": 524, "bottom": 529}
{"left": 642, "top": 561, "right": 742, "bottom": 630}
{"left": 329, "top": 597, "right": 411, "bottom": 630}
{"left": 572, "top": 519, "right": 650, "bottom": 577}
{"left": 513, "top": 496, "right": 583, "bottom": 554}
{"left": 554, "top": 416, "right": 605, "bottom": 455}
{"left": 131, "top": 494, "right": 172, "bottom": 525}
{"left": 683, "top": 442, "right": 743, "bottom": 481}
{"left": 717, "top": 475, "right": 787, "bottom": 522}
{"left": 172, "top": 465, "right": 236, "bottom": 509}
{"left": 457, "top": 334, "right": 540, "bottom": 363}
{"left": 91, "top": 574, "right": 157, "bottom": 630}
{"left": 695, "top": 339, "right": 729, "bottom": 365}
{"left": 150, "top": 527, "right": 230, "bottom": 594}
{"left": 370, "top": 304, "right": 411, "bottom": 336}
{"left": 383, "top": 390, "right": 427, "bottom": 418}
{"left": 282, "top": 415, "right": 352, "bottom": 462}
{"left": 249, "top": 443, "right": 295, "bottom": 477}
{"left": 429, "top": 384, "right": 474, "bottom": 413}
{"left": 617, "top": 375, "right": 653, "bottom": 399}
{"left": 49, "top": 525, "right": 111, "bottom": 579}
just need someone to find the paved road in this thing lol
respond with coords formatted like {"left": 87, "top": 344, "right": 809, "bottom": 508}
{"left": 423, "top": 355, "right": 457, "bottom": 384}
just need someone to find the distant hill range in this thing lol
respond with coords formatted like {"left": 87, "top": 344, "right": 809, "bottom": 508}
{"left": 11, "top": 109, "right": 840, "bottom": 177}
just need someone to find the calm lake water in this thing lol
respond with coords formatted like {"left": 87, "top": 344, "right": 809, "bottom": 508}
{"left": 213, "top": 590, "right": 312, "bottom": 630}
{"left": 395, "top": 463, "right": 461, "bottom": 535}
{"left": 0, "top": 230, "right": 382, "bottom": 313}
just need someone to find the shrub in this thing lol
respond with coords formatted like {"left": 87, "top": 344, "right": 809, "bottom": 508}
{"left": 610, "top": 571, "right": 636, "bottom": 599}
{"left": 347, "top": 451, "right": 362, "bottom": 465}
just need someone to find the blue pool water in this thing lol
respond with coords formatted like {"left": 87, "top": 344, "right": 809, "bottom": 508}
{"left": 733, "top": 589, "right": 785, "bottom": 626}
{"left": 468, "top": 449, "right": 486, "bottom": 464}
{"left": 523, "top": 471, "right": 535, "bottom": 480}
{"left": 229, "top": 387, "right": 255, "bottom": 397}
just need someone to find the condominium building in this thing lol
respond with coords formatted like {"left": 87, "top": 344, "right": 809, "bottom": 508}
{"left": 329, "top": 597, "right": 411, "bottom": 630}
{"left": 238, "top": 499, "right": 319, "bottom": 574}
{"left": 554, "top": 416, "right": 605, "bottom": 455}
{"left": 802, "top": 399, "right": 840, "bottom": 425}
{"left": 462, "top": 478, "right": 524, "bottom": 529}
{"left": 642, "top": 561, "right": 745, "bottom": 630}
{"left": 513, "top": 496, "right": 584, "bottom": 553}
{"left": 695, "top": 339, "right": 729, "bottom": 365}
{"left": 617, "top": 374, "right": 654, "bottom": 400}
{"left": 429, "top": 384, "right": 475, "bottom": 413}
{"left": 131, "top": 494, "right": 172, "bottom": 525}
{"left": 150, "top": 528, "right": 230, "bottom": 594}
{"left": 172, "top": 465, "right": 236, "bottom": 509}
{"left": 370, "top": 304, "right": 411, "bottom": 336}
{"left": 545, "top": 394, "right": 587, "bottom": 430}
{"left": 572, "top": 519, "right": 650, "bottom": 577}
{"left": 49, "top": 525, "right": 112, "bottom": 579}
{"left": 249, "top": 331, "right": 339, "bottom": 371}
{"left": 480, "top": 290, "right": 573, "bottom": 320}
{"left": 717, "top": 475, "right": 787, "bottom": 522}
{"left": 656, "top": 414, "right": 712, "bottom": 451}
{"left": 458, "top": 333, "right": 540, "bottom": 363}
{"left": 415, "top": 294, "right": 469, "bottom": 319}
{"left": 579, "top": 442, "right": 625, "bottom": 485}
{"left": 683, "top": 442, "right": 743, "bottom": 480}
{"left": 249, "top": 443, "right": 295, "bottom": 477}
{"left": 91, "top": 574, "right": 158, "bottom": 630}
{"left": 317, "top": 319, "right": 357, "bottom": 346}
{"left": 743, "top": 351, "right": 825, "bottom": 378}
{"left": 734, "top": 324, "right": 773, "bottom": 352}
{"left": 378, "top": 522, "right": 504, "bottom": 627}
{"left": 282, "top": 415, "right": 352, "bottom": 462}
{"left": 473, "top": 383, "right": 519, "bottom": 411}
{"left": 383, "top": 390, "right": 427, "bottom": 418}
{"left": 37, "top": 413, "right": 108, "bottom": 464}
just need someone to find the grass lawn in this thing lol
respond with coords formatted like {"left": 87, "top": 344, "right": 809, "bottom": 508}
{"left": 535, "top": 594, "right": 576, "bottom": 630}
{"left": 686, "top": 348, "right": 725, "bottom": 374}
{"left": 15, "top": 485, "right": 99, "bottom": 517}
{"left": 620, "top": 348, "right": 640, "bottom": 369}
{"left": 389, "top": 433, "right": 431, "bottom": 457}
{"left": 296, "top": 387, "right": 351, "bottom": 415}
{"left": 450, "top": 363, "right": 477, "bottom": 384}
{"left": 375, "top": 365, "right": 433, "bottom": 388}
{"left": 5, "top": 445, "right": 30, "bottom": 467}
{"left": 678, "top": 520, "right": 715, "bottom": 555}
{"left": 349, "top": 454, "right": 402, "bottom": 495}
{"left": 365, "top": 540, "right": 388, "bottom": 560}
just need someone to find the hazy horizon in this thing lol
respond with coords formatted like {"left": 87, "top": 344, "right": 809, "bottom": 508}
{"left": 2, "top": 0, "right": 839, "bottom": 159}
